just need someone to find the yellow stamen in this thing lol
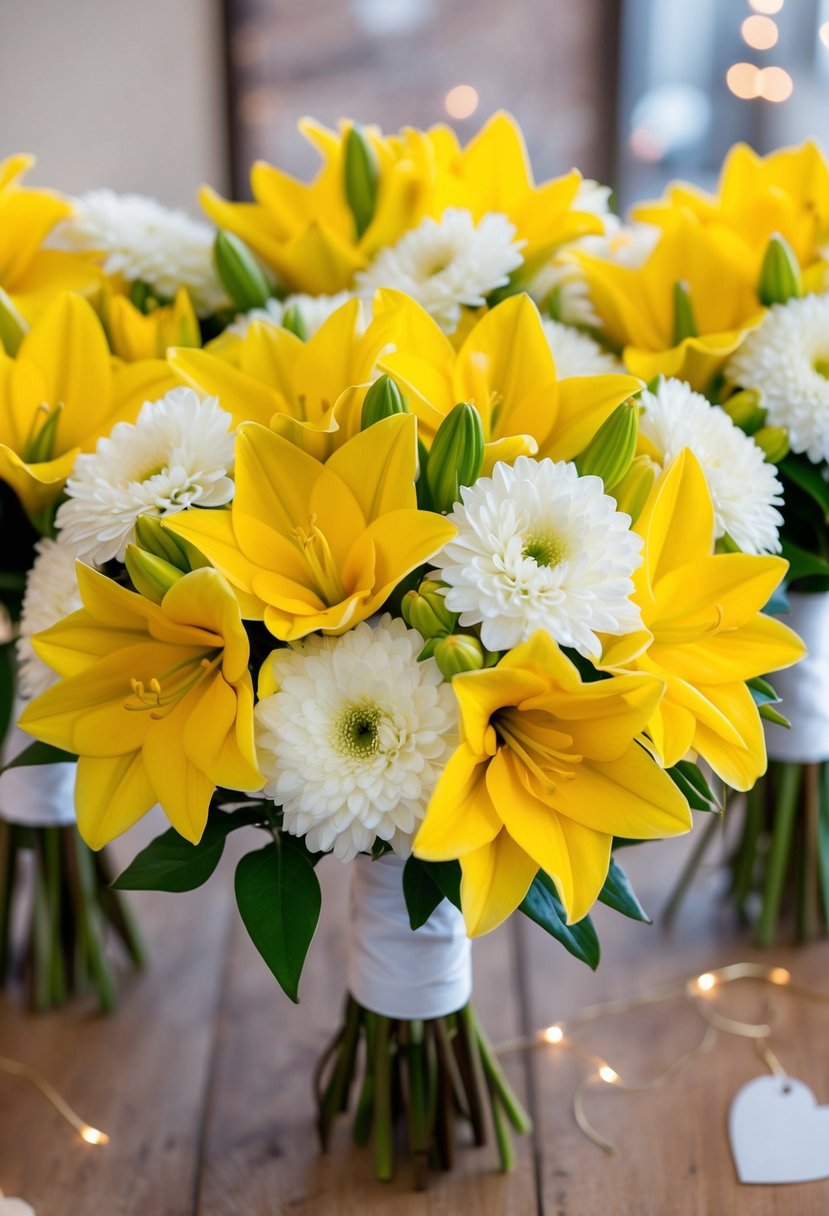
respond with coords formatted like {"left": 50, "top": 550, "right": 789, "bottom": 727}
{"left": 291, "top": 514, "right": 346, "bottom": 605}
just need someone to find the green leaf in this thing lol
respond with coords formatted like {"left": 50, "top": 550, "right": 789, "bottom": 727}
{"left": 780, "top": 538, "right": 829, "bottom": 582}
{"left": 519, "top": 871, "right": 600, "bottom": 969}
{"left": 597, "top": 857, "right": 651, "bottom": 923}
{"left": 424, "top": 859, "right": 462, "bottom": 910}
{"left": 780, "top": 455, "right": 829, "bottom": 516}
{"left": 667, "top": 759, "right": 716, "bottom": 811}
{"left": 234, "top": 840, "right": 321, "bottom": 1003}
{"left": 1, "top": 740, "right": 77, "bottom": 772}
{"left": 748, "top": 676, "right": 780, "bottom": 706}
{"left": 113, "top": 808, "right": 257, "bottom": 892}
{"left": 402, "top": 857, "right": 444, "bottom": 930}
{"left": 759, "top": 704, "right": 790, "bottom": 728}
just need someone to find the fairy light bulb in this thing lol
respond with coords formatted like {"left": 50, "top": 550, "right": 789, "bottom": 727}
{"left": 79, "top": 1125, "right": 109, "bottom": 1146}
{"left": 543, "top": 1024, "right": 564, "bottom": 1044}
{"left": 598, "top": 1065, "right": 620, "bottom": 1084}
{"left": 769, "top": 967, "right": 791, "bottom": 986}
{"left": 696, "top": 972, "right": 717, "bottom": 992}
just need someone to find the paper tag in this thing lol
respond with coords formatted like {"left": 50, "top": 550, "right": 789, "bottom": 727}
{"left": 729, "top": 1075, "right": 829, "bottom": 1184}
{"left": 0, "top": 1190, "right": 35, "bottom": 1216}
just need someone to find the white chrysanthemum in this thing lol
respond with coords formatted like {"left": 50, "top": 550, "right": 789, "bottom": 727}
{"left": 433, "top": 456, "right": 643, "bottom": 657}
{"left": 16, "top": 539, "right": 89, "bottom": 698}
{"left": 355, "top": 208, "right": 524, "bottom": 332}
{"left": 638, "top": 378, "right": 783, "bottom": 554}
{"left": 50, "top": 189, "right": 227, "bottom": 316}
{"left": 55, "top": 387, "right": 235, "bottom": 564}
{"left": 255, "top": 616, "right": 457, "bottom": 861}
{"left": 542, "top": 318, "right": 624, "bottom": 377}
{"left": 726, "top": 295, "right": 829, "bottom": 465}
{"left": 226, "top": 290, "right": 355, "bottom": 339}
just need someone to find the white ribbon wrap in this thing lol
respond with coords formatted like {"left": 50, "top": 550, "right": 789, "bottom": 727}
{"left": 765, "top": 592, "right": 829, "bottom": 764}
{"left": 348, "top": 853, "right": 472, "bottom": 1019}
{"left": 0, "top": 711, "right": 76, "bottom": 828}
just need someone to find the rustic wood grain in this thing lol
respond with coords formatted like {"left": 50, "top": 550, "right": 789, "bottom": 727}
{"left": 524, "top": 825, "right": 829, "bottom": 1216}
{"left": 195, "top": 856, "right": 539, "bottom": 1215}
{"left": 0, "top": 815, "right": 237, "bottom": 1215}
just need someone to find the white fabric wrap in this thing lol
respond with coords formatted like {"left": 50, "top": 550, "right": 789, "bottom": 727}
{"left": 0, "top": 703, "right": 76, "bottom": 827}
{"left": 765, "top": 592, "right": 829, "bottom": 764}
{"left": 348, "top": 853, "right": 472, "bottom": 1019}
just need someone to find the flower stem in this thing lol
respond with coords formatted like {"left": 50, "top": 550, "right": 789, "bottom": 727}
{"left": 757, "top": 762, "right": 801, "bottom": 947}
{"left": 472, "top": 1008, "right": 533, "bottom": 1135}
{"left": 663, "top": 810, "right": 722, "bottom": 926}
{"left": 0, "top": 822, "right": 17, "bottom": 980}
{"left": 371, "top": 1015, "right": 394, "bottom": 1181}
{"left": 730, "top": 784, "right": 763, "bottom": 913}
{"left": 797, "top": 763, "right": 820, "bottom": 943}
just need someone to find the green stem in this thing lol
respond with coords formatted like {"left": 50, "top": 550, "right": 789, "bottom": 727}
{"left": 402, "top": 1020, "right": 429, "bottom": 1190}
{"left": 43, "top": 827, "right": 67, "bottom": 1006}
{"left": 353, "top": 1011, "right": 378, "bottom": 1146}
{"left": 472, "top": 1009, "right": 533, "bottom": 1135}
{"left": 757, "top": 762, "right": 802, "bottom": 947}
{"left": 372, "top": 1015, "right": 394, "bottom": 1181}
{"left": 663, "top": 811, "right": 722, "bottom": 926}
{"left": 30, "top": 840, "right": 52, "bottom": 1012}
{"left": 454, "top": 1005, "right": 488, "bottom": 1146}
{"left": 94, "top": 848, "right": 146, "bottom": 967}
{"left": 730, "top": 785, "right": 763, "bottom": 912}
{"left": 0, "top": 822, "right": 17, "bottom": 980}
{"left": 72, "top": 830, "right": 116, "bottom": 1012}
{"left": 488, "top": 1088, "right": 515, "bottom": 1173}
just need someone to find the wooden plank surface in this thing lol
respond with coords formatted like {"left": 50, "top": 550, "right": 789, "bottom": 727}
{"left": 0, "top": 819, "right": 828, "bottom": 1214}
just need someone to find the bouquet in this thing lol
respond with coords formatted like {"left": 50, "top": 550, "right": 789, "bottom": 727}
{"left": 0, "top": 156, "right": 234, "bottom": 1008}
{"left": 577, "top": 142, "right": 829, "bottom": 943}
{"left": 11, "top": 116, "right": 804, "bottom": 1181}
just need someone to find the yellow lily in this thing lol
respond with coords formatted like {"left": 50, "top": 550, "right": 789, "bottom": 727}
{"left": 0, "top": 292, "right": 174, "bottom": 520}
{"left": 200, "top": 113, "right": 602, "bottom": 295}
{"left": 414, "top": 630, "right": 690, "bottom": 936}
{"left": 375, "top": 289, "right": 640, "bottom": 468}
{"left": 577, "top": 213, "right": 764, "bottom": 390}
{"left": 107, "top": 286, "right": 200, "bottom": 361}
{"left": 601, "top": 451, "right": 805, "bottom": 790}
{"left": 170, "top": 296, "right": 384, "bottom": 457}
{"left": 164, "top": 414, "right": 456, "bottom": 640}
{"left": 0, "top": 155, "right": 101, "bottom": 323}
{"left": 200, "top": 118, "right": 438, "bottom": 294}
{"left": 18, "top": 565, "right": 263, "bottom": 848}
{"left": 635, "top": 141, "right": 829, "bottom": 278}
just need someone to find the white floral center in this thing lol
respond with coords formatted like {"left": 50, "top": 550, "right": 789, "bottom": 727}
{"left": 522, "top": 527, "right": 569, "bottom": 569}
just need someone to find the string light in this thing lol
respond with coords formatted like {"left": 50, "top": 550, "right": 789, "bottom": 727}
{"left": 741, "top": 14, "right": 779, "bottom": 49}
{"left": 749, "top": 0, "right": 783, "bottom": 12}
{"left": 444, "top": 85, "right": 479, "bottom": 120}
{"left": 821, "top": 22, "right": 829, "bottom": 48}
{"left": 0, "top": 1056, "right": 109, "bottom": 1147}
{"left": 498, "top": 961, "right": 829, "bottom": 1154}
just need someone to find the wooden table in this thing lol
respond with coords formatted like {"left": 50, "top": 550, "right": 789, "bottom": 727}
{"left": 1, "top": 819, "right": 828, "bottom": 1215}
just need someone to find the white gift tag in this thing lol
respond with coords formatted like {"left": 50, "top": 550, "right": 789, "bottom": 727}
{"left": 729, "top": 1075, "right": 829, "bottom": 1184}
{"left": 0, "top": 1190, "right": 35, "bottom": 1215}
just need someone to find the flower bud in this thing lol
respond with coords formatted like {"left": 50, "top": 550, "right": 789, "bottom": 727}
{"left": 722, "top": 388, "right": 766, "bottom": 435}
{"left": 759, "top": 234, "right": 802, "bottom": 307}
{"left": 125, "top": 544, "right": 184, "bottom": 604}
{"left": 281, "top": 302, "right": 308, "bottom": 340}
{"left": 402, "top": 579, "right": 458, "bottom": 638}
{"left": 343, "top": 125, "right": 379, "bottom": 240}
{"left": 434, "top": 634, "right": 485, "bottom": 680}
{"left": 753, "top": 425, "right": 789, "bottom": 463}
{"left": 0, "top": 287, "right": 27, "bottom": 356}
{"left": 214, "top": 231, "right": 272, "bottom": 311}
{"left": 671, "top": 280, "right": 698, "bottom": 345}
{"left": 426, "top": 402, "right": 485, "bottom": 514}
{"left": 612, "top": 455, "right": 657, "bottom": 522}
{"left": 575, "top": 400, "right": 638, "bottom": 490}
{"left": 135, "top": 514, "right": 192, "bottom": 570}
{"left": 361, "top": 374, "right": 408, "bottom": 430}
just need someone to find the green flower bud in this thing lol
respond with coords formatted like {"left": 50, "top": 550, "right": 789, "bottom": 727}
{"left": 281, "top": 303, "right": 308, "bottom": 341}
{"left": 0, "top": 287, "right": 28, "bottom": 356}
{"left": 758, "top": 233, "right": 802, "bottom": 307}
{"left": 343, "top": 125, "right": 379, "bottom": 240}
{"left": 124, "top": 544, "right": 184, "bottom": 604}
{"left": 753, "top": 425, "right": 789, "bottom": 463}
{"left": 214, "top": 231, "right": 271, "bottom": 312}
{"left": 135, "top": 514, "right": 192, "bottom": 570}
{"left": 129, "top": 280, "right": 158, "bottom": 313}
{"left": 401, "top": 579, "right": 458, "bottom": 638}
{"left": 434, "top": 634, "right": 485, "bottom": 680}
{"left": 361, "top": 374, "right": 408, "bottom": 430}
{"left": 427, "top": 402, "right": 485, "bottom": 514}
{"left": 722, "top": 388, "right": 766, "bottom": 435}
{"left": 612, "top": 455, "right": 657, "bottom": 522}
{"left": 22, "top": 402, "right": 62, "bottom": 463}
{"left": 671, "top": 280, "right": 698, "bottom": 345}
{"left": 575, "top": 400, "right": 638, "bottom": 490}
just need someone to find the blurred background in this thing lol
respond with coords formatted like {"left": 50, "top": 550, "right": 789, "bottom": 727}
{"left": 2, "top": 0, "right": 827, "bottom": 211}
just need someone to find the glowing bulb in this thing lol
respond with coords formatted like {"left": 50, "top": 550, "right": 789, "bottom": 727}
{"left": 445, "top": 85, "right": 479, "bottom": 120}
{"left": 750, "top": 0, "right": 783, "bottom": 12}
{"left": 543, "top": 1024, "right": 564, "bottom": 1044}
{"left": 741, "top": 14, "right": 779, "bottom": 49}
{"left": 770, "top": 966, "right": 791, "bottom": 985}
{"left": 726, "top": 62, "right": 761, "bottom": 99}
{"left": 598, "top": 1065, "right": 620, "bottom": 1084}
{"left": 697, "top": 972, "right": 717, "bottom": 992}
{"left": 80, "top": 1125, "right": 109, "bottom": 1146}
{"left": 821, "top": 22, "right": 829, "bottom": 48}
{"left": 757, "top": 66, "right": 793, "bottom": 102}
